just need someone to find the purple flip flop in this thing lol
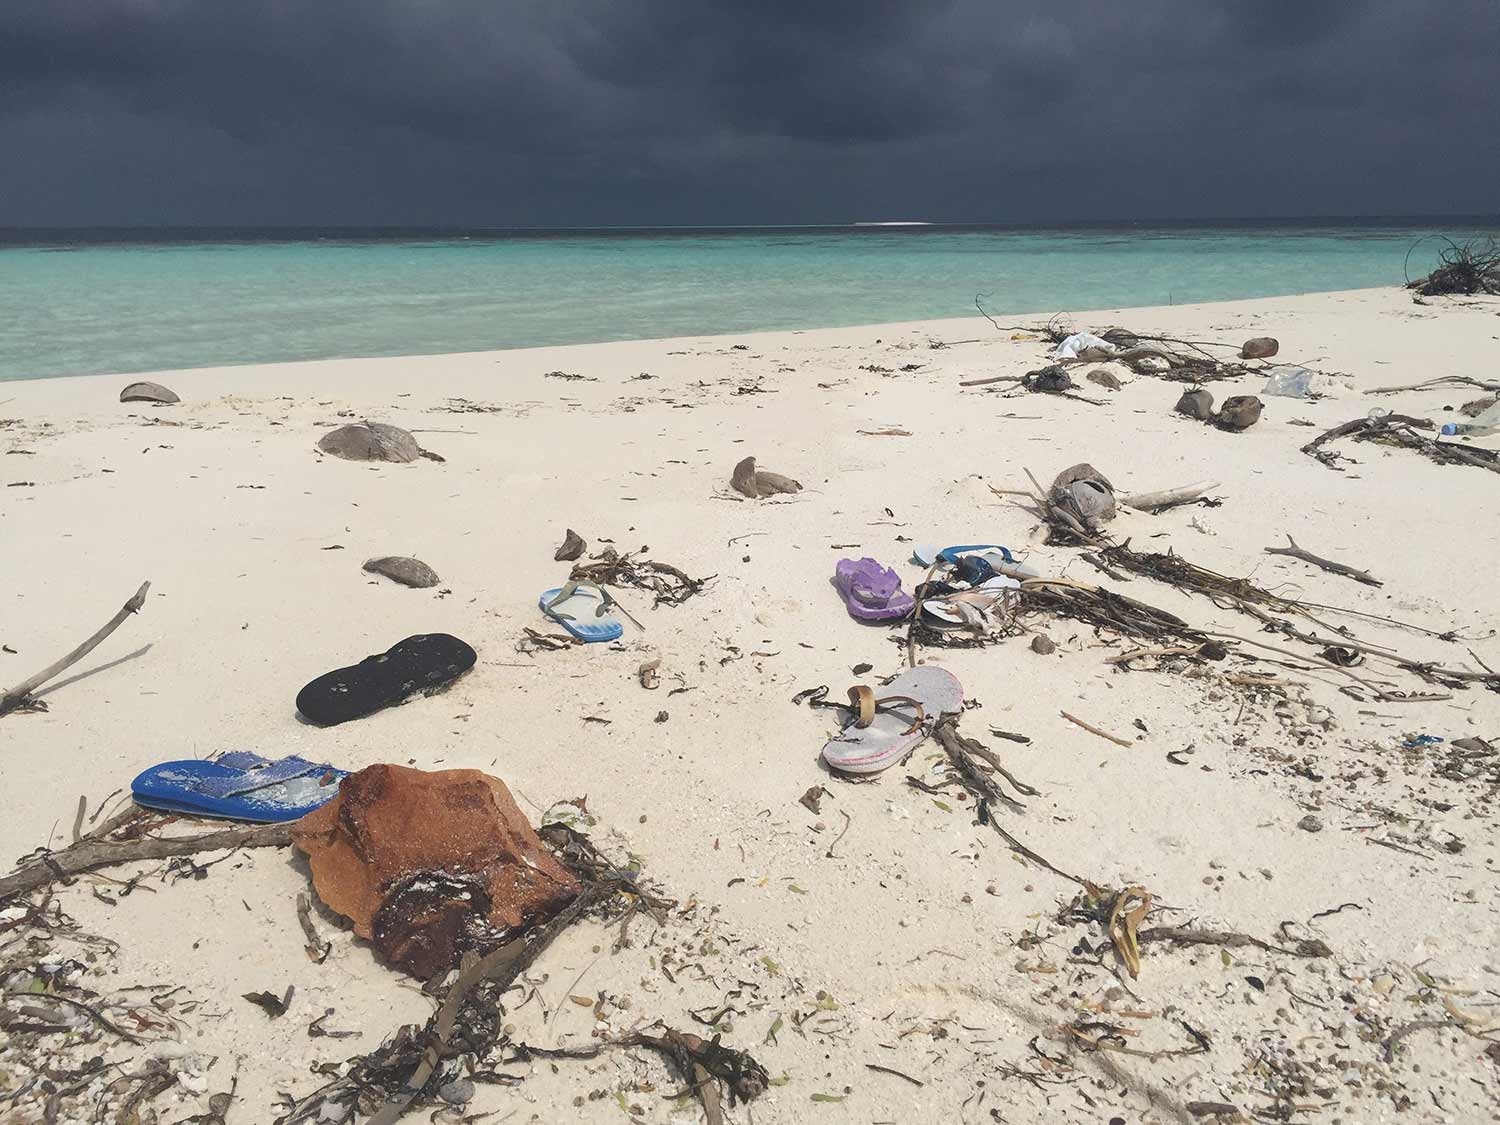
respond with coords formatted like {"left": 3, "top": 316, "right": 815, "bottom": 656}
{"left": 834, "top": 557, "right": 915, "bottom": 622}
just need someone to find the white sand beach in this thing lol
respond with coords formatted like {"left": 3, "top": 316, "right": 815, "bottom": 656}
{"left": 2, "top": 287, "right": 1498, "bottom": 1123}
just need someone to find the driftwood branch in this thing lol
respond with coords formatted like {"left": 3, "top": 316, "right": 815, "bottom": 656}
{"left": 958, "top": 374, "right": 1025, "bottom": 388}
{"left": 0, "top": 818, "right": 291, "bottom": 903}
{"left": 1264, "top": 535, "right": 1382, "bottom": 587}
{"left": 1138, "top": 925, "right": 1331, "bottom": 959}
{"left": 1121, "top": 481, "right": 1219, "bottom": 513}
{"left": 1300, "top": 413, "right": 1430, "bottom": 456}
{"left": 0, "top": 581, "right": 152, "bottom": 716}
{"left": 1366, "top": 375, "right": 1500, "bottom": 396}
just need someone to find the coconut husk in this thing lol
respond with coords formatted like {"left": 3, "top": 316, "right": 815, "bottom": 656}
{"left": 1048, "top": 463, "right": 1116, "bottom": 530}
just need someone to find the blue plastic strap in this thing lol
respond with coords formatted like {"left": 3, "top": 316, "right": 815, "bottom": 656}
{"left": 197, "top": 755, "right": 324, "bottom": 799}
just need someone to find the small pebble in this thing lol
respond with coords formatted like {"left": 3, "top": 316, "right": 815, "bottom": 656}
{"left": 438, "top": 1078, "right": 475, "bottom": 1104}
{"left": 1030, "top": 634, "right": 1056, "bottom": 655}
{"left": 1298, "top": 814, "right": 1324, "bottom": 833}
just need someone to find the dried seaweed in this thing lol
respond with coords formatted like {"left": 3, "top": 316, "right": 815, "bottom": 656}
{"left": 1099, "top": 542, "right": 1298, "bottom": 613}
{"left": 569, "top": 546, "right": 714, "bottom": 607}
{"left": 1017, "top": 580, "right": 1205, "bottom": 645}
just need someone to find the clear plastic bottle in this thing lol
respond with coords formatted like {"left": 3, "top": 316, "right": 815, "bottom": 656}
{"left": 1441, "top": 398, "right": 1500, "bottom": 437}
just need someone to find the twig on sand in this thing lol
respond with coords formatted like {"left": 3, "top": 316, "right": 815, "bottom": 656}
{"left": 0, "top": 815, "right": 291, "bottom": 902}
{"left": 1060, "top": 710, "right": 1133, "bottom": 748}
{"left": 1137, "top": 925, "right": 1331, "bottom": 959}
{"left": 1366, "top": 375, "right": 1500, "bottom": 396}
{"left": 1196, "top": 630, "right": 1446, "bottom": 702}
{"left": 518, "top": 1024, "right": 769, "bottom": 1125}
{"left": 1264, "top": 535, "right": 1382, "bottom": 587}
{"left": 0, "top": 581, "right": 151, "bottom": 717}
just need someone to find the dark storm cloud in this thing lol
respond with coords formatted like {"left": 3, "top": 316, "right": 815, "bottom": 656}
{"left": 1, "top": 0, "right": 1496, "bottom": 226}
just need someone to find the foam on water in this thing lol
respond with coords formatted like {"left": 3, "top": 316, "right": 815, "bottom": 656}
{"left": 0, "top": 221, "right": 1492, "bottom": 381}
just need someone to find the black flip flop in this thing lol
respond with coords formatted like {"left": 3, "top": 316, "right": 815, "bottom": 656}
{"left": 296, "top": 633, "right": 477, "bottom": 726}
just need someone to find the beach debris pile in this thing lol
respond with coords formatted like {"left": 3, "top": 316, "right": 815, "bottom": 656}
{"left": 1406, "top": 236, "right": 1500, "bottom": 296}
{"left": 567, "top": 544, "right": 713, "bottom": 608}
{"left": 0, "top": 884, "right": 236, "bottom": 1122}
{"left": 1302, "top": 411, "right": 1500, "bottom": 475}
{"left": 292, "top": 765, "right": 581, "bottom": 978}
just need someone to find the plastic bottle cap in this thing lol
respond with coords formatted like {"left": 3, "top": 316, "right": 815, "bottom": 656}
{"left": 1440, "top": 423, "right": 1457, "bottom": 435}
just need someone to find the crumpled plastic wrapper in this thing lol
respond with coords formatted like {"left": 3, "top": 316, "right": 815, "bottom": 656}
{"left": 292, "top": 764, "right": 580, "bottom": 978}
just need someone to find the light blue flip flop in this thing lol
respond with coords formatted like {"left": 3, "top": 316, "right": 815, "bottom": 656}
{"left": 132, "top": 752, "right": 346, "bottom": 822}
{"left": 539, "top": 580, "right": 638, "bottom": 643}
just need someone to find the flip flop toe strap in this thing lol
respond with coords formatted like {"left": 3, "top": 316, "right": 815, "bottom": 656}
{"left": 198, "top": 755, "right": 330, "bottom": 799}
{"left": 846, "top": 686, "right": 926, "bottom": 734}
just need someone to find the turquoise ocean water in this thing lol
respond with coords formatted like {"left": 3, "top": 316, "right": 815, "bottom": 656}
{"left": 0, "top": 221, "right": 1493, "bottom": 382}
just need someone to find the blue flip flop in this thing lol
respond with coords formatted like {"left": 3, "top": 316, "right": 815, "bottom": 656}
{"left": 539, "top": 580, "right": 636, "bottom": 643}
{"left": 132, "top": 752, "right": 346, "bottom": 822}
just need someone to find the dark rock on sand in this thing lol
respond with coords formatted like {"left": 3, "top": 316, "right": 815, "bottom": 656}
{"left": 1217, "top": 395, "right": 1264, "bottom": 431}
{"left": 318, "top": 422, "right": 422, "bottom": 463}
{"left": 1175, "top": 388, "right": 1215, "bottom": 421}
{"left": 1030, "top": 634, "right": 1057, "bottom": 655}
{"left": 1086, "top": 368, "right": 1123, "bottom": 390}
{"left": 120, "top": 381, "right": 180, "bottom": 405}
{"left": 554, "top": 528, "right": 586, "bottom": 562}
{"left": 1241, "top": 337, "right": 1280, "bottom": 360}
{"left": 363, "top": 556, "right": 441, "bottom": 588}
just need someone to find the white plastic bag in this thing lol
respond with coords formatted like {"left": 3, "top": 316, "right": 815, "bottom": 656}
{"left": 1053, "top": 332, "right": 1117, "bottom": 360}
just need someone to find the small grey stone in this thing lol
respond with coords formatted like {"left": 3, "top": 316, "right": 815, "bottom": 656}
{"left": 1175, "top": 388, "right": 1215, "bottom": 421}
{"left": 438, "top": 1078, "right": 475, "bottom": 1104}
{"left": 1297, "top": 814, "right": 1323, "bottom": 833}
{"left": 1086, "top": 368, "right": 1122, "bottom": 390}
{"left": 318, "top": 422, "right": 422, "bottom": 463}
{"left": 1241, "top": 337, "right": 1280, "bottom": 360}
{"left": 120, "top": 381, "right": 180, "bottom": 405}
{"left": 1030, "top": 634, "right": 1056, "bottom": 655}
{"left": 554, "top": 528, "right": 586, "bottom": 561}
{"left": 363, "top": 556, "right": 440, "bottom": 588}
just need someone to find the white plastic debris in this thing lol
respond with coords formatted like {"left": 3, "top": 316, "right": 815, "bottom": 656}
{"left": 1053, "top": 331, "right": 1118, "bottom": 359}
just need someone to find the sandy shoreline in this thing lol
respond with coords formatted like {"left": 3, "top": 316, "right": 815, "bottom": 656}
{"left": 2, "top": 287, "right": 1498, "bottom": 1123}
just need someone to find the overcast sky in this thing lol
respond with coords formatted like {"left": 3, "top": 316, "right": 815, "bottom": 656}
{"left": 2, "top": 0, "right": 1496, "bottom": 227}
